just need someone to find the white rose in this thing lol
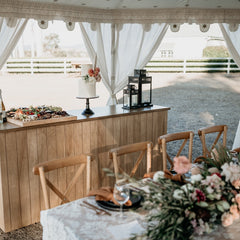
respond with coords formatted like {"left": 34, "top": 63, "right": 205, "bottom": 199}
{"left": 206, "top": 186, "right": 214, "bottom": 194}
{"left": 215, "top": 193, "right": 222, "bottom": 200}
{"left": 153, "top": 171, "right": 165, "bottom": 181}
{"left": 173, "top": 189, "right": 184, "bottom": 200}
{"left": 181, "top": 183, "right": 194, "bottom": 193}
{"left": 208, "top": 167, "right": 219, "bottom": 174}
{"left": 191, "top": 174, "right": 203, "bottom": 183}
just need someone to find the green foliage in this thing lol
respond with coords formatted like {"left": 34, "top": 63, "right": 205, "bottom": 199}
{"left": 201, "top": 145, "right": 238, "bottom": 174}
{"left": 202, "top": 46, "right": 230, "bottom": 58}
{"left": 131, "top": 145, "right": 240, "bottom": 240}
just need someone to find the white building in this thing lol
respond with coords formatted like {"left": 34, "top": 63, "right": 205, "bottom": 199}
{"left": 153, "top": 23, "right": 226, "bottom": 59}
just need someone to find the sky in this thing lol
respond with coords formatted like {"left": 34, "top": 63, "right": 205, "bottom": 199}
{"left": 21, "top": 20, "right": 223, "bottom": 48}
{"left": 22, "top": 20, "right": 85, "bottom": 48}
{"left": 14, "top": 19, "right": 225, "bottom": 60}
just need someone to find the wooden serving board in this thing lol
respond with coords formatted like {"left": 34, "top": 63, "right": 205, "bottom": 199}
{"left": 7, "top": 115, "right": 77, "bottom": 127}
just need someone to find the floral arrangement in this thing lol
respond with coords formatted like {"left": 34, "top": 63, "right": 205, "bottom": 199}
{"left": 133, "top": 145, "right": 240, "bottom": 240}
{"left": 83, "top": 67, "right": 101, "bottom": 83}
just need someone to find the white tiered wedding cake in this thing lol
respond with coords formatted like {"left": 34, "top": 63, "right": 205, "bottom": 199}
{"left": 78, "top": 64, "right": 98, "bottom": 98}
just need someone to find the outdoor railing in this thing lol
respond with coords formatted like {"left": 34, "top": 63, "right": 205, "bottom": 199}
{"left": 145, "top": 58, "right": 240, "bottom": 74}
{"left": 1, "top": 58, "right": 79, "bottom": 74}
{"left": 1, "top": 58, "right": 240, "bottom": 74}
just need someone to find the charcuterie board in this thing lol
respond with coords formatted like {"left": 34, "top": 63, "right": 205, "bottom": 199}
{"left": 7, "top": 115, "right": 77, "bottom": 127}
{"left": 6, "top": 105, "right": 77, "bottom": 127}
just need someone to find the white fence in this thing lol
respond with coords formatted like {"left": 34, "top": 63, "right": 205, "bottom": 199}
{"left": 1, "top": 58, "right": 240, "bottom": 74}
{"left": 1, "top": 58, "right": 79, "bottom": 74}
{"left": 145, "top": 58, "right": 240, "bottom": 74}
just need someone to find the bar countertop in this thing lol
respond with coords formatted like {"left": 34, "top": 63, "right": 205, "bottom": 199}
{"left": 0, "top": 104, "right": 170, "bottom": 132}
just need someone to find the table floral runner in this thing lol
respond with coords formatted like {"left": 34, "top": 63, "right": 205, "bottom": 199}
{"left": 132, "top": 145, "right": 240, "bottom": 240}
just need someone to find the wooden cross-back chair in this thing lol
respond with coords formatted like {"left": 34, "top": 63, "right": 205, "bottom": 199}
{"left": 198, "top": 125, "right": 227, "bottom": 158}
{"left": 108, "top": 141, "right": 153, "bottom": 181}
{"left": 33, "top": 154, "right": 92, "bottom": 210}
{"left": 158, "top": 131, "right": 194, "bottom": 171}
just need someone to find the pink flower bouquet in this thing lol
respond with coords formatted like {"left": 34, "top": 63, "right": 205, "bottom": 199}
{"left": 173, "top": 156, "right": 192, "bottom": 174}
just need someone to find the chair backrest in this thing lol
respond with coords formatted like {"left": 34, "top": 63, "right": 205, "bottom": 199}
{"left": 108, "top": 141, "right": 153, "bottom": 181}
{"left": 33, "top": 154, "right": 92, "bottom": 210}
{"left": 158, "top": 131, "right": 194, "bottom": 171}
{"left": 198, "top": 125, "right": 227, "bottom": 158}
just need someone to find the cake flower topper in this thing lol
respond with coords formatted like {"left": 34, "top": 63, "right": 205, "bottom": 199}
{"left": 84, "top": 67, "right": 101, "bottom": 82}
{"left": 83, "top": 55, "right": 101, "bottom": 82}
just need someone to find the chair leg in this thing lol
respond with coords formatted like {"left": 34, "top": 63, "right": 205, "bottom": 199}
{"left": 39, "top": 167, "right": 50, "bottom": 210}
{"left": 147, "top": 143, "right": 152, "bottom": 173}
{"left": 86, "top": 155, "right": 91, "bottom": 194}
{"left": 162, "top": 139, "right": 167, "bottom": 171}
{"left": 113, "top": 152, "right": 119, "bottom": 181}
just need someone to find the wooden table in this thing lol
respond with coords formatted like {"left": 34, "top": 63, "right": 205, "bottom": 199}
{"left": 0, "top": 104, "right": 170, "bottom": 232}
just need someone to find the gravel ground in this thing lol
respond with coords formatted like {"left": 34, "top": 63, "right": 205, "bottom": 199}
{"left": 0, "top": 72, "right": 239, "bottom": 239}
{"left": 151, "top": 73, "right": 240, "bottom": 159}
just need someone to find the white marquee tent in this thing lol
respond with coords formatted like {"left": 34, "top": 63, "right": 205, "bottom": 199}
{"left": 1, "top": 0, "right": 240, "bottom": 104}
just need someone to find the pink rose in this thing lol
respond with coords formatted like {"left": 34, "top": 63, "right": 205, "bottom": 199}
{"left": 235, "top": 194, "right": 240, "bottom": 207}
{"left": 230, "top": 205, "right": 240, "bottom": 220}
{"left": 221, "top": 212, "right": 234, "bottom": 227}
{"left": 173, "top": 156, "right": 192, "bottom": 174}
{"left": 88, "top": 69, "right": 94, "bottom": 77}
{"left": 95, "top": 67, "right": 100, "bottom": 73}
{"left": 191, "top": 167, "right": 201, "bottom": 175}
{"left": 232, "top": 179, "right": 240, "bottom": 189}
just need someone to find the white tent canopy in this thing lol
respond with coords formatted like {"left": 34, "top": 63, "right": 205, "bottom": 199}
{"left": 1, "top": 0, "right": 240, "bottom": 24}
{"left": 1, "top": 0, "right": 240, "bottom": 104}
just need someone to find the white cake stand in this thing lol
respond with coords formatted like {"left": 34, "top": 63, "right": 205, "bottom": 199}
{"left": 76, "top": 96, "right": 99, "bottom": 115}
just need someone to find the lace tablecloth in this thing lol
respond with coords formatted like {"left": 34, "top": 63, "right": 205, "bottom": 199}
{"left": 233, "top": 120, "right": 240, "bottom": 150}
{"left": 41, "top": 197, "right": 240, "bottom": 240}
{"left": 41, "top": 197, "right": 145, "bottom": 240}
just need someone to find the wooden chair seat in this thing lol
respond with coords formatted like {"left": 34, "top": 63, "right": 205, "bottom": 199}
{"left": 232, "top": 147, "right": 240, "bottom": 153}
{"left": 33, "top": 154, "right": 92, "bottom": 209}
{"left": 108, "top": 141, "right": 153, "bottom": 181}
{"left": 158, "top": 131, "right": 194, "bottom": 170}
{"left": 198, "top": 125, "right": 227, "bottom": 158}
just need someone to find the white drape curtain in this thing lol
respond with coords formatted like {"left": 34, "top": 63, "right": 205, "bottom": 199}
{"left": 219, "top": 23, "right": 240, "bottom": 68}
{"left": 79, "top": 22, "right": 169, "bottom": 104}
{"left": 0, "top": 17, "right": 28, "bottom": 69}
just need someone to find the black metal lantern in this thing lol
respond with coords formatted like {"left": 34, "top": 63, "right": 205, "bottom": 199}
{"left": 123, "top": 69, "right": 153, "bottom": 109}
{"left": 128, "top": 76, "right": 141, "bottom": 105}
{"left": 123, "top": 84, "right": 139, "bottom": 109}
{"left": 140, "top": 76, "right": 152, "bottom": 107}
{"left": 128, "top": 69, "right": 152, "bottom": 107}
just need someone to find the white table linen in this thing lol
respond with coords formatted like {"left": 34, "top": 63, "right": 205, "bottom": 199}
{"left": 232, "top": 120, "right": 240, "bottom": 150}
{"left": 41, "top": 196, "right": 145, "bottom": 240}
{"left": 41, "top": 196, "right": 240, "bottom": 240}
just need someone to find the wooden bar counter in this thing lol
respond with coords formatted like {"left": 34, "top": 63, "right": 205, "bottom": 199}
{"left": 0, "top": 104, "right": 170, "bottom": 232}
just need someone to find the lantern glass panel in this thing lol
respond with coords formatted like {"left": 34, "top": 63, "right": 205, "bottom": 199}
{"left": 132, "top": 94, "right": 138, "bottom": 106}
{"left": 142, "top": 83, "right": 151, "bottom": 104}
{"left": 123, "top": 91, "right": 129, "bottom": 108}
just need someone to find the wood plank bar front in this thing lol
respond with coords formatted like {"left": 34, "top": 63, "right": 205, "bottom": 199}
{"left": 0, "top": 104, "right": 170, "bottom": 232}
